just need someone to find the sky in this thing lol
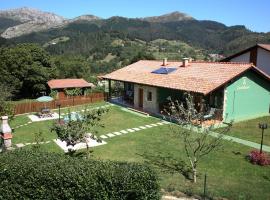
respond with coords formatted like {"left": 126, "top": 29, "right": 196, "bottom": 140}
{"left": 0, "top": 0, "right": 269, "bottom": 32}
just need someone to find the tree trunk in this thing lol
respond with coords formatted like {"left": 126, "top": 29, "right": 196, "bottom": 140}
{"left": 193, "top": 168, "right": 197, "bottom": 183}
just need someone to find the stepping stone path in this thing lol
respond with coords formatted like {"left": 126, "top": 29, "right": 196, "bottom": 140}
{"left": 139, "top": 126, "right": 147, "bottom": 129}
{"left": 99, "top": 121, "right": 169, "bottom": 141}
{"left": 107, "top": 133, "right": 116, "bottom": 137}
{"left": 14, "top": 140, "right": 51, "bottom": 149}
{"left": 16, "top": 143, "right": 25, "bottom": 148}
{"left": 120, "top": 130, "right": 128, "bottom": 134}
{"left": 100, "top": 135, "right": 108, "bottom": 139}
{"left": 13, "top": 119, "right": 171, "bottom": 150}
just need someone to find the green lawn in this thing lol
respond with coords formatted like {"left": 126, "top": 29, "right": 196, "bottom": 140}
{"left": 92, "top": 126, "right": 270, "bottom": 200}
{"left": 226, "top": 116, "right": 270, "bottom": 146}
{"left": 10, "top": 102, "right": 159, "bottom": 143}
{"left": 8, "top": 103, "right": 270, "bottom": 200}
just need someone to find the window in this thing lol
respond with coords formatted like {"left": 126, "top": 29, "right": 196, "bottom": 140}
{"left": 147, "top": 91, "right": 152, "bottom": 101}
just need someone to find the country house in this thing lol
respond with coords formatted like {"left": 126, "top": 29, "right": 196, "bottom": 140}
{"left": 102, "top": 59, "right": 270, "bottom": 122}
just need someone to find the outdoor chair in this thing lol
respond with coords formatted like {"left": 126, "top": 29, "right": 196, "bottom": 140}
{"left": 203, "top": 107, "right": 216, "bottom": 120}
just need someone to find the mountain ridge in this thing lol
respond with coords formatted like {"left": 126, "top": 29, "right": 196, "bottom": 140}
{"left": 0, "top": 7, "right": 67, "bottom": 38}
{"left": 0, "top": 7, "right": 269, "bottom": 56}
{"left": 0, "top": 7, "right": 197, "bottom": 38}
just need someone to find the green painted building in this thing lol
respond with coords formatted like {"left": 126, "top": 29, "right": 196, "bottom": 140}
{"left": 224, "top": 70, "right": 270, "bottom": 122}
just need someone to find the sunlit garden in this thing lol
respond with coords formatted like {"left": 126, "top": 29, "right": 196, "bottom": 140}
{"left": 3, "top": 101, "right": 269, "bottom": 200}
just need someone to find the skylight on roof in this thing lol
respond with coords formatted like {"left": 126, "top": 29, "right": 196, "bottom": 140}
{"left": 151, "top": 67, "right": 177, "bottom": 74}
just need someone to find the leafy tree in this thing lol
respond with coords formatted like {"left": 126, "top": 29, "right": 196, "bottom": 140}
{"left": 130, "top": 51, "right": 155, "bottom": 63}
{"left": 52, "top": 55, "right": 91, "bottom": 79}
{"left": 0, "top": 43, "right": 55, "bottom": 98}
{"left": 51, "top": 107, "right": 108, "bottom": 157}
{"left": 163, "top": 93, "right": 232, "bottom": 183}
{"left": 0, "top": 83, "right": 14, "bottom": 117}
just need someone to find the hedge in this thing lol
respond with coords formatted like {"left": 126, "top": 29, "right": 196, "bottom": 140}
{"left": 0, "top": 150, "right": 160, "bottom": 200}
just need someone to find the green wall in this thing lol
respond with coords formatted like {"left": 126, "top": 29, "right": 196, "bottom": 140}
{"left": 224, "top": 70, "right": 270, "bottom": 122}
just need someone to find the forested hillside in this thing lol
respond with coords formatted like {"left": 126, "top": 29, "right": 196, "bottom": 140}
{"left": 3, "top": 16, "right": 269, "bottom": 56}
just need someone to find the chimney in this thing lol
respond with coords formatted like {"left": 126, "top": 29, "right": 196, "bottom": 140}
{"left": 182, "top": 57, "right": 189, "bottom": 67}
{"left": 162, "top": 58, "right": 168, "bottom": 66}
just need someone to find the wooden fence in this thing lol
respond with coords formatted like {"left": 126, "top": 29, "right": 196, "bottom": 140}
{"left": 14, "top": 93, "right": 106, "bottom": 115}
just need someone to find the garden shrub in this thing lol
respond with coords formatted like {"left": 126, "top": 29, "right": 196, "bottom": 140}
{"left": 0, "top": 149, "right": 160, "bottom": 200}
{"left": 248, "top": 150, "right": 270, "bottom": 166}
{"left": 0, "top": 101, "right": 14, "bottom": 118}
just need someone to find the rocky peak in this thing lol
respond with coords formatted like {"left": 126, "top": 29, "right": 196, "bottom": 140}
{"left": 0, "top": 7, "right": 65, "bottom": 23}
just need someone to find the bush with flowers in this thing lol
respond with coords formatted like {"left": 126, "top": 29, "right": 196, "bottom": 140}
{"left": 248, "top": 150, "right": 270, "bottom": 166}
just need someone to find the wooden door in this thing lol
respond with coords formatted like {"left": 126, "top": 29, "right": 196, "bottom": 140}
{"left": 138, "top": 88, "right": 143, "bottom": 108}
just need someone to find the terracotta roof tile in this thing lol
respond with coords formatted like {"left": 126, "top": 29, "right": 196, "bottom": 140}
{"left": 47, "top": 79, "right": 94, "bottom": 89}
{"left": 102, "top": 60, "right": 255, "bottom": 95}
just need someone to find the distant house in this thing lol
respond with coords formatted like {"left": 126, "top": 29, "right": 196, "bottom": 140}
{"left": 102, "top": 59, "right": 270, "bottom": 122}
{"left": 223, "top": 44, "right": 270, "bottom": 75}
{"left": 47, "top": 79, "right": 94, "bottom": 99}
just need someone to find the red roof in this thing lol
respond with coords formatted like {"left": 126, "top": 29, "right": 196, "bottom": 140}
{"left": 47, "top": 79, "right": 94, "bottom": 89}
{"left": 102, "top": 60, "right": 268, "bottom": 95}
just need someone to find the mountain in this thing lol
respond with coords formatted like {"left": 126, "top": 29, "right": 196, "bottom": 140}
{"left": 0, "top": 7, "right": 269, "bottom": 57}
{"left": 141, "top": 11, "right": 194, "bottom": 23}
{"left": 0, "top": 7, "right": 66, "bottom": 38}
{"left": 0, "top": 7, "right": 65, "bottom": 23}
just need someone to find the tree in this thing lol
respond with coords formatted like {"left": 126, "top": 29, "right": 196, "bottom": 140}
{"left": 0, "top": 83, "right": 14, "bottom": 117}
{"left": 52, "top": 55, "right": 91, "bottom": 79}
{"left": 163, "top": 93, "right": 232, "bottom": 183}
{"left": 130, "top": 51, "right": 155, "bottom": 63}
{"left": 0, "top": 43, "right": 55, "bottom": 98}
{"left": 51, "top": 107, "right": 108, "bottom": 157}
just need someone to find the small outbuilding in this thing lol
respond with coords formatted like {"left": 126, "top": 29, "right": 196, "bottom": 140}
{"left": 47, "top": 79, "right": 94, "bottom": 99}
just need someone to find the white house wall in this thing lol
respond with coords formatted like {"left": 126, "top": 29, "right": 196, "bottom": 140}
{"left": 134, "top": 84, "right": 159, "bottom": 113}
{"left": 230, "top": 51, "right": 250, "bottom": 62}
{"left": 257, "top": 47, "right": 270, "bottom": 75}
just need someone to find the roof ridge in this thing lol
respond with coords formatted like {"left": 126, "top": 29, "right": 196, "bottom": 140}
{"left": 140, "top": 59, "right": 252, "bottom": 65}
{"left": 191, "top": 61, "right": 252, "bottom": 65}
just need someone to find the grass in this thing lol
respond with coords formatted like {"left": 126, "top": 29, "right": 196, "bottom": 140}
{"left": 92, "top": 126, "right": 270, "bottom": 200}
{"left": 10, "top": 102, "right": 159, "bottom": 143}
{"left": 226, "top": 116, "right": 270, "bottom": 146}
{"left": 7, "top": 103, "right": 270, "bottom": 200}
